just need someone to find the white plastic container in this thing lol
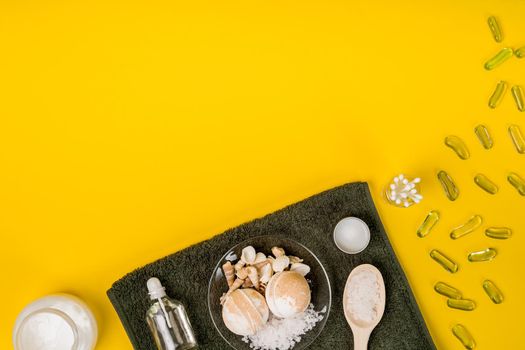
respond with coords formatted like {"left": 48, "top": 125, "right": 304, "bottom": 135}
{"left": 13, "top": 294, "right": 97, "bottom": 350}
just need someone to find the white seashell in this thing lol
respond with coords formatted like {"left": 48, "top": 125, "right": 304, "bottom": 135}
{"left": 236, "top": 267, "right": 249, "bottom": 280}
{"left": 290, "top": 262, "right": 311, "bottom": 276}
{"left": 289, "top": 256, "right": 304, "bottom": 264}
{"left": 259, "top": 263, "right": 273, "bottom": 284}
{"left": 241, "top": 246, "right": 257, "bottom": 264}
{"left": 253, "top": 252, "right": 267, "bottom": 264}
{"left": 272, "top": 255, "right": 290, "bottom": 273}
{"left": 271, "top": 246, "right": 285, "bottom": 258}
{"left": 234, "top": 260, "right": 246, "bottom": 271}
{"left": 246, "top": 266, "right": 259, "bottom": 289}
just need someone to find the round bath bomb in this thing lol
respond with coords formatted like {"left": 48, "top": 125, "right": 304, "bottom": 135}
{"left": 265, "top": 271, "right": 311, "bottom": 318}
{"left": 222, "top": 288, "right": 269, "bottom": 336}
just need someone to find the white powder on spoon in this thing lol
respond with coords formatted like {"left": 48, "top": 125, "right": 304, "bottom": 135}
{"left": 242, "top": 304, "right": 325, "bottom": 350}
{"left": 345, "top": 271, "right": 381, "bottom": 323}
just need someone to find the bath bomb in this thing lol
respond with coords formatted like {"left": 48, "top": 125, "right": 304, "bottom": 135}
{"left": 265, "top": 271, "right": 311, "bottom": 318}
{"left": 222, "top": 288, "right": 269, "bottom": 336}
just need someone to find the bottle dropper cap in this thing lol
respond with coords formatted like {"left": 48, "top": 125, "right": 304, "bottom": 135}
{"left": 147, "top": 277, "right": 167, "bottom": 300}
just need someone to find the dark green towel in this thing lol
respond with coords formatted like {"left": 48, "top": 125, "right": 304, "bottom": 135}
{"left": 107, "top": 182, "right": 436, "bottom": 349}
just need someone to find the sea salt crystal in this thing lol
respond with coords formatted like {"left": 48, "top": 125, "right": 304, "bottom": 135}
{"left": 346, "top": 271, "right": 380, "bottom": 323}
{"left": 242, "top": 304, "right": 325, "bottom": 350}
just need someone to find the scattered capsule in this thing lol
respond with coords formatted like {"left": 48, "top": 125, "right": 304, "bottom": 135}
{"left": 434, "top": 282, "right": 462, "bottom": 299}
{"left": 488, "top": 80, "right": 507, "bottom": 109}
{"left": 508, "top": 125, "right": 525, "bottom": 154}
{"left": 468, "top": 248, "right": 497, "bottom": 262}
{"left": 483, "top": 280, "right": 504, "bottom": 304}
{"left": 516, "top": 46, "right": 525, "bottom": 58}
{"left": 445, "top": 136, "right": 470, "bottom": 160}
{"left": 474, "top": 174, "right": 498, "bottom": 194}
{"left": 484, "top": 47, "right": 513, "bottom": 70}
{"left": 430, "top": 249, "right": 458, "bottom": 273}
{"left": 507, "top": 172, "right": 525, "bottom": 196}
{"left": 450, "top": 215, "right": 482, "bottom": 240}
{"left": 485, "top": 227, "right": 512, "bottom": 239}
{"left": 474, "top": 124, "right": 493, "bottom": 149}
{"left": 417, "top": 210, "right": 440, "bottom": 238}
{"left": 452, "top": 324, "right": 476, "bottom": 350}
{"left": 511, "top": 85, "right": 525, "bottom": 112}
{"left": 487, "top": 16, "right": 503, "bottom": 42}
{"left": 437, "top": 170, "right": 459, "bottom": 201}
{"left": 447, "top": 298, "right": 476, "bottom": 311}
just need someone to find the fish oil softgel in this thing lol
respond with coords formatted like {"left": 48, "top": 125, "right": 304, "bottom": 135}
{"left": 452, "top": 324, "right": 476, "bottom": 349}
{"left": 487, "top": 16, "right": 503, "bottom": 42}
{"left": 445, "top": 136, "right": 470, "bottom": 160}
{"left": 474, "top": 125, "right": 493, "bottom": 149}
{"left": 508, "top": 125, "right": 525, "bottom": 154}
{"left": 483, "top": 280, "right": 504, "bottom": 304}
{"left": 516, "top": 46, "right": 525, "bottom": 58}
{"left": 417, "top": 210, "right": 439, "bottom": 238}
{"left": 447, "top": 298, "right": 476, "bottom": 311}
{"left": 485, "top": 227, "right": 512, "bottom": 239}
{"left": 434, "top": 282, "right": 462, "bottom": 299}
{"left": 511, "top": 85, "right": 524, "bottom": 112}
{"left": 474, "top": 174, "right": 498, "bottom": 194}
{"left": 437, "top": 170, "right": 459, "bottom": 201}
{"left": 488, "top": 81, "right": 507, "bottom": 109}
{"left": 468, "top": 248, "right": 497, "bottom": 262}
{"left": 508, "top": 172, "right": 525, "bottom": 196}
{"left": 450, "top": 215, "right": 482, "bottom": 240}
{"left": 430, "top": 249, "right": 458, "bottom": 273}
{"left": 484, "top": 48, "right": 513, "bottom": 70}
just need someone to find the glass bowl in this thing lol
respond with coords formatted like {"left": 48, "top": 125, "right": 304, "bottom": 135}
{"left": 208, "top": 235, "right": 331, "bottom": 350}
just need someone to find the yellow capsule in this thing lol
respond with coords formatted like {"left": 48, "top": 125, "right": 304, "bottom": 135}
{"left": 487, "top": 16, "right": 503, "bottom": 42}
{"left": 430, "top": 249, "right": 458, "bottom": 273}
{"left": 468, "top": 248, "right": 497, "bottom": 262}
{"left": 483, "top": 280, "right": 504, "bottom": 304}
{"left": 474, "top": 125, "right": 493, "bottom": 149}
{"left": 434, "top": 282, "right": 462, "bottom": 299}
{"left": 484, "top": 47, "right": 513, "bottom": 70}
{"left": 488, "top": 80, "right": 507, "bottom": 109}
{"left": 508, "top": 125, "right": 525, "bottom": 154}
{"left": 445, "top": 136, "right": 470, "bottom": 160}
{"left": 450, "top": 215, "right": 482, "bottom": 240}
{"left": 452, "top": 324, "right": 476, "bottom": 350}
{"left": 485, "top": 227, "right": 512, "bottom": 239}
{"left": 437, "top": 170, "right": 459, "bottom": 201}
{"left": 508, "top": 172, "right": 525, "bottom": 196}
{"left": 417, "top": 210, "right": 440, "bottom": 238}
{"left": 511, "top": 85, "right": 525, "bottom": 112}
{"left": 516, "top": 46, "right": 525, "bottom": 58}
{"left": 474, "top": 174, "right": 498, "bottom": 194}
{"left": 447, "top": 298, "right": 476, "bottom": 311}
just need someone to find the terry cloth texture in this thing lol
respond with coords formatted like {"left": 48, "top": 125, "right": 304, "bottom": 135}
{"left": 107, "top": 182, "right": 436, "bottom": 350}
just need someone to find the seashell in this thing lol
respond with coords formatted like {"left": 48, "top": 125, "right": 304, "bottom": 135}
{"left": 241, "top": 246, "right": 257, "bottom": 264}
{"left": 271, "top": 246, "right": 285, "bottom": 258}
{"left": 272, "top": 255, "right": 290, "bottom": 273}
{"left": 225, "top": 278, "right": 244, "bottom": 297}
{"left": 222, "top": 261, "right": 235, "bottom": 288}
{"left": 259, "top": 263, "right": 273, "bottom": 284}
{"left": 289, "top": 256, "right": 304, "bottom": 264}
{"left": 253, "top": 260, "right": 269, "bottom": 269}
{"left": 290, "top": 262, "right": 311, "bottom": 276}
{"left": 236, "top": 267, "right": 249, "bottom": 280}
{"left": 258, "top": 283, "right": 267, "bottom": 294}
{"left": 246, "top": 266, "right": 259, "bottom": 289}
{"left": 253, "top": 252, "right": 267, "bottom": 264}
{"left": 242, "top": 278, "right": 253, "bottom": 288}
{"left": 234, "top": 260, "right": 246, "bottom": 271}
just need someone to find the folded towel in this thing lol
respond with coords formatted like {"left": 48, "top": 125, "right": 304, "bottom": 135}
{"left": 107, "top": 182, "right": 436, "bottom": 349}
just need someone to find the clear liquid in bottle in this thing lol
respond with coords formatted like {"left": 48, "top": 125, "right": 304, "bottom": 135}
{"left": 146, "top": 278, "right": 197, "bottom": 350}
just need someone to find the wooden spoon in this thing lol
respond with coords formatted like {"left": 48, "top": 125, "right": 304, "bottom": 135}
{"left": 343, "top": 264, "right": 386, "bottom": 350}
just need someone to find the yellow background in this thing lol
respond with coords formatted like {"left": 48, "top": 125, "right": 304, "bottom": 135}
{"left": 1, "top": 0, "right": 524, "bottom": 348}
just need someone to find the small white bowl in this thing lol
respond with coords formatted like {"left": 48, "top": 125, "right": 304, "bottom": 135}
{"left": 333, "top": 217, "right": 371, "bottom": 254}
